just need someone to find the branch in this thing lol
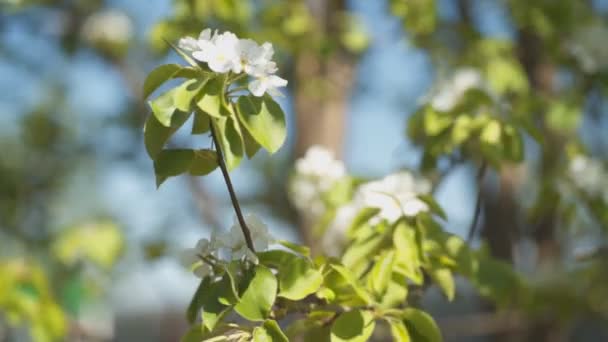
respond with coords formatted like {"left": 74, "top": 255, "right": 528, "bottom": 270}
{"left": 467, "top": 161, "right": 488, "bottom": 243}
{"left": 209, "top": 123, "right": 255, "bottom": 252}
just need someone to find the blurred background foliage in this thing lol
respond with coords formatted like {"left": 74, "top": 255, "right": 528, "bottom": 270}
{"left": 1, "top": 0, "right": 608, "bottom": 341}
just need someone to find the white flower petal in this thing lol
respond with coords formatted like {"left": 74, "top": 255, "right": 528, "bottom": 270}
{"left": 249, "top": 79, "right": 267, "bottom": 97}
{"left": 179, "top": 248, "right": 199, "bottom": 267}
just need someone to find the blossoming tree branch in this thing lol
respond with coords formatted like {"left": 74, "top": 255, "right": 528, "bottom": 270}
{"left": 143, "top": 28, "right": 523, "bottom": 342}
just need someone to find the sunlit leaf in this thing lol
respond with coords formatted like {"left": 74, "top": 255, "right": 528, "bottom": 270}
{"left": 236, "top": 95, "right": 287, "bottom": 154}
{"left": 402, "top": 308, "right": 442, "bottom": 342}
{"left": 234, "top": 265, "right": 277, "bottom": 321}
{"left": 330, "top": 310, "right": 375, "bottom": 342}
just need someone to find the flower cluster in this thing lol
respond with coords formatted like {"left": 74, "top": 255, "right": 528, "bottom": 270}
{"left": 323, "top": 172, "right": 431, "bottom": 254}
{"left": 430, "top": 68, "right": 485, "bottom": 112}
{"left": 180, "top": 213, "right": 274, "bottom": 278}
{"left": 179, "top": 29, "right": 288, "bottom": 97}
{"left": 288, "top": 145, "right": 346, "bottom": 219}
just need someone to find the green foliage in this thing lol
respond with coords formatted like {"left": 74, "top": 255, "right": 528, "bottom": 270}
{"left": 402, "top": 308, "right": 442, "bottom": 342}
{"left": 0, "top": 260, "right": 67, "bottom": 342}
{"left": 52, "top": 222, "right": 123, "bottom": 270}
{"left": 143, "top": 52, "right": 288, "bottom": 187}
{"left": 258, "top": 250, "right": 322, "bottom": 301}
{"left": 234, "top": 265, "right": 277, "bottom": 321}
{"left": 330, "top": 310, "right": 375, "bottom": 342}
{"left": 236, "top": 95, "right": 287, "bottom": 154}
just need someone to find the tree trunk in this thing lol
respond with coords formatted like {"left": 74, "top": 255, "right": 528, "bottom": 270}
{"left": 292, "top": 0, "right": 355, "bottom": 248}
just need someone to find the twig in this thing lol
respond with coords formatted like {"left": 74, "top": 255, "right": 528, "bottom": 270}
{"left": 467, "top": 161, "right": 488, "bottom": 243}
{"left": 209, "top": 123, "right": 255, "bottom": 252}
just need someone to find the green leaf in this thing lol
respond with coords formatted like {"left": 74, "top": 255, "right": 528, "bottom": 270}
{"left": 149, "top": 87, "right": 179, "bottom": 127}
{"left": 217, "top": 273, "right": 239, "bottom": 306}
{"left": 428, "top": 266, "right": 455, "bottom": 301}
{"left": 143, "top": 64, "right": 181, "bottom": 99}
{"left": 388, "top": 319, "right": 411, "bottom": 342}
{"left": 342, "top": 231, "right": 385, "bottom": 272}
{"left": 257, "top": 250, "right": 322, "bottom": 300}
{"left": 153, "top": 149, "right": 218, "bottom": 186}
{"left": 154, "top": 149, "right": 195, "bottom": 187}
{"left": 286, "top": 317, "right": 332, "bottom": 342}
{"left": 181, "top": 324, "right": 236, "bottom": 342}
{"left": 53, "top": 222, "right": 123, "bottom": 270}
{"left": 417, "top": 194, "right": 447, "bottom": 220}
{"left": 402, "top": 308, "right": 442, "bottom": 342}
{"left": 181, "top": 324, "right": 205, "bottom": 342}
{"left": 393, "top": 222, "right": 423, "bottom": 285}
{"left": 380, "top": 273, "right": 408, "bottom": 308}
{"left": 198, "top": 279, "right": 233, "bottom": 331}
{"left": 328, "top": 264, "right": 373, "bottom": 305}
{"left": 502, "top": 124, "right": 524, "bottom": 162}
{"left": 186, "top": 278, "right": 208, "bottom": 324}
{"left": 423, "top": 108, "right": 452, "bottom": 135}
{"left": 253, "top": 320, "right": 289, "bottom": 342}
{"left": 144, "top": 111, "right": 191, "bottom": 159}
{"left": 480, "top": 119, "right": 502, "bottom": 146}
{"left": 197, "top": 77, "right": 225, "bottom": 118}
{"left": 236, "top": 95, "right": 287, "bottom": 154}
{"left": 242, "top": 124, "right": 262, "bottom": 159}
{"left": 148, "top": 79, "right": 204, "bottom": 128}
{"left": 451, "top": 115, "right": 473, "bottom": 146}
{"left": 330, "top": 310, "right": 375, "bottom": 342}
{"left": 192, "top": 109, "right": 211, "bottom": 134}
{"left": 174, "top": 79, "right": 207, "bottom": 112}
{"left": 213, "top": 116, "right": 244, "bottom": 171}
{"left": 346, "top": 207, "right": 381, "bottom": 237}
{"left": 234, "top": 265, "right": 277, "bottom": 321}
{"left": 369, "top": 250, "right": 395, "bottom": 297}
{"left": 190, "top": 149, "right": 218, "bottom": 176}
{"left": 278, "top": 240, "right": 311, "bottom": 257}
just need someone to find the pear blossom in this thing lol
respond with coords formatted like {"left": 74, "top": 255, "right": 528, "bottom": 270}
{"left": 354, "top": 172, "right": 431, "bottom": 225}
{"left": 179, "top": 237, "right": 219, "bottom": 278}
{"left": 195, "top": 31, "right": 240, "bottom": 73}
{"left": 180, "top": 213, "right": 275, "bottom": 276}
{"left": 430, "top": 68, "right": 485, "bottom": 112}
{"left": 220, "top": 214, "right": 274, "bottom": 263}
{"left": 248, "top": 74, "right": 288, "bottom": 97}
{"left": 322, "top": 172, "right": 432, "bottom": 253}
{"left": 81, "top": 10, "right": 133, "bottom": 46}
{"left": 176, "top": 28, "right": 287, "bottom": 96}
{"left": 289, "top": 146, "right": 347, "bottom": 218}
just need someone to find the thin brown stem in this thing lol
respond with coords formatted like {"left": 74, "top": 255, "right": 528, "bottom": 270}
{"left": 209, "top": 123, "right": 255, "bottom": 252}
{"left": 467, "top": 161, "right": 488, "bottom": 243}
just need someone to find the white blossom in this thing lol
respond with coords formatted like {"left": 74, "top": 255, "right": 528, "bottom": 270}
{"left": 179, "top": 236, "right": 220, "bottom": 278}
{"left": 248, "top": 74, "right": 288, "bottom": 97}
{"left": 322, "top": 172, "right": 432, "bottom": 253}
{"left": 568, "top": 155, "right": 608, "bottom": 199}
{"left": 180, "top": 214, "right": 275, "bottom": 275}
{"left": 289, "top": 146, "right": 346, "bottom": 219}
{"left": 195, "top": 31, "right": 240, "bottom": 73}
{"left": 430, "top": 68, "right": 484, "bottom": 112}
{"left": 221, "top": 214, "right": 274, "bottom": 263}
{"left": 355, "top": 172, "right": 431, "bottom": 224}
{"left": 81, "top": 10, "right": 133, "bottom": 46}
{"left": 177, "top": 28, "right": 287, "bottom": 96}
